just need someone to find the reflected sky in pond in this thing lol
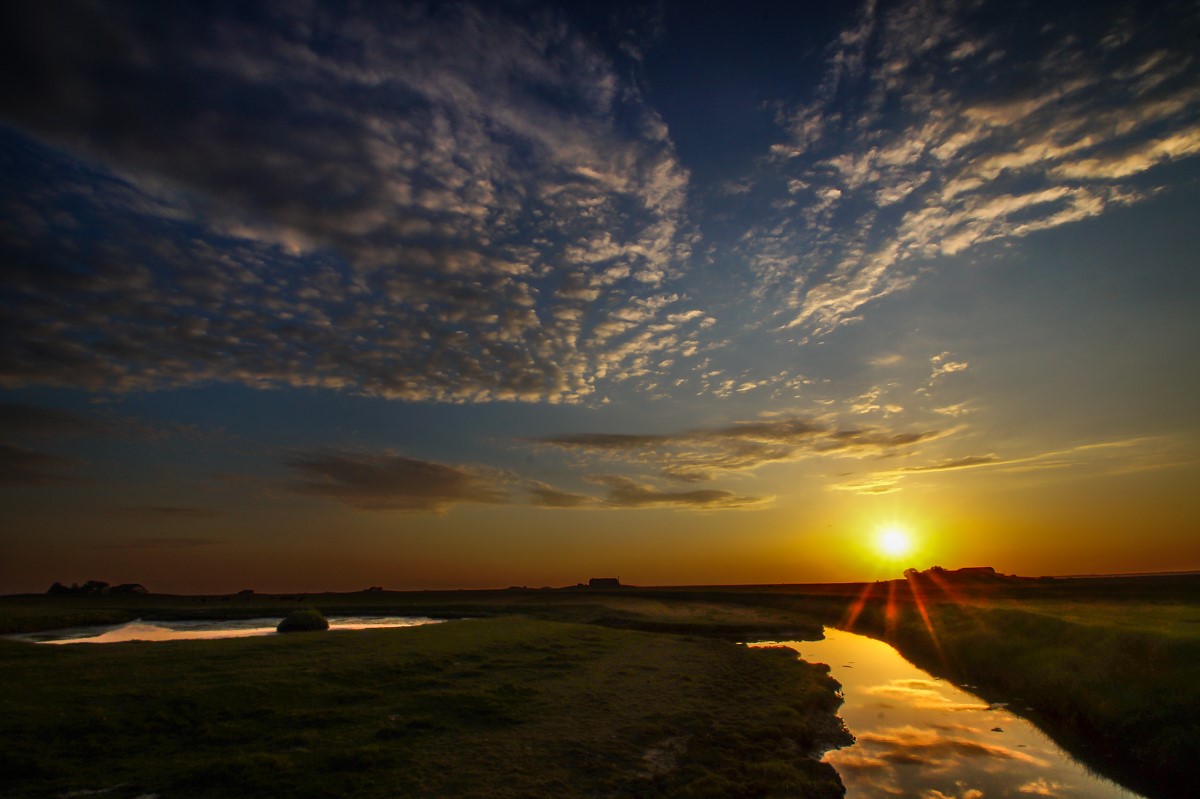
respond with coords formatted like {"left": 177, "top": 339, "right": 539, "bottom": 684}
{"left": 9, "top": 616, "right": 443, "bottom": 644}
{"left": 757, "top": 629, "right": 1145, "bottom": 799}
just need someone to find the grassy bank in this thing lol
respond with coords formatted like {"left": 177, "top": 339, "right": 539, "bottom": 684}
{"left": 0, "top": 617, "right": 850, "bottom": 799}
{"left": 840, "top": 576, "right": 1200, "bottom": 799}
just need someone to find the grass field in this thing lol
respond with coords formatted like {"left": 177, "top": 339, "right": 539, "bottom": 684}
{"left": 0, "top": 588, "right": 827, "bottom": 639}
{"left": 2, "top": 572, "right": 1196, "bottom": 799}
{"left": 834, "top": 572, "right": 1200, "bottom": 799}
{"left": 0, "top": 616, "right": 849, "bottom": 799}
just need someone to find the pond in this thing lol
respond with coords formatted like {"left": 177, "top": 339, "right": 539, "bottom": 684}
{"left": 7, "top": 615, "right": 444, "bottom": 644}
{"left": 757, "top": 628, "right": 1146, "bottom": 799}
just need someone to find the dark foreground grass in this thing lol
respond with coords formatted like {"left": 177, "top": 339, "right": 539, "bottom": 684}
{"left": 0, "top": 601, "right": 137, "bottom": 635}
{"left": 0, "top": 617, "right": 850, "bottom": 799}
{"left": 0, "top": 589, "right": 828, "bottom": 638}
{"left": 4, "top": 575, "right": 1195, "bottom": 798}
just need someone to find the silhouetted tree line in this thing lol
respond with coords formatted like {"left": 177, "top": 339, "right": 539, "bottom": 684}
{"left": 46, "top": 580, "right": 148, "bottom": 595}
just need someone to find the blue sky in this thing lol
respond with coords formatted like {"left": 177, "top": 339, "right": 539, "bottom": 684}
{"left": 2, "top": 0, "right": 1198, "bottom": 592}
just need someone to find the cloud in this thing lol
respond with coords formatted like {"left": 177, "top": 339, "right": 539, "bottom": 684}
{"left": 1018, "top": 778, "right": 1067, "bottom": 797}
{"left": 534, "top": 417, "right": 943, "bottom": 482}
{"left": 526, "top": 473, "right": 774, "bottom": 511}
{"left": 1052, "top": 128, "right": 1200, "bottom": 180}
{"left": 283, "top": 450, "right": 509, "bottom": 512}
{"left": 849, "top": 385, "right": 893, "bottom": 414}
{"left": 855, "top": 725, "right": 1046, "bottom": 766}
{"left": 523, "top": 480, "right": 595, "bottom": 509}
{"left": 0, "top": 1, "right": 695, "bottom": 403}
{"left": 863, "top": 679, "right": 989, "bottom": 711}
{"left": 829, "top": 477, "right": 901, "bottom": 495}
{"left": 929, "top": 353, "right": 969, "bottom": 382}
{"left": 588, "top": 475, "right": 766, "bottom": 509}
{"left": 925, "top": 790, "right": 984, "bottom": 799}
{"left": 534, "top": 432, "right": 674, "bottom": 451}
{"left": 895, "top": 455, "right": 999, "bottom": 473}
{"left": 281, "top": 450, "right": 767, "bottom": 513}
{"left": 0, "top": 444, "right": 78, "bottom": 486}
{"left": 832, "top": 435, "right": 1184, "bottom": 493}
{"left": 821, "top": 751, "right": 889, "bottom": 773}
{"left": 745, "top": 0, "right": 1200, "bottom": 335}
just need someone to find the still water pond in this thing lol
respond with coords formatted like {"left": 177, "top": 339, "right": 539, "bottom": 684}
{"left": 758, "top": 629, "right": 1145, "bottom": 799}
{"left": 9, "top": 615, "right": 443, "bottom": 644}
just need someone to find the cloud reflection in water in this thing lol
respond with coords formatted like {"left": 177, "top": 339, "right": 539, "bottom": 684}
{"left": 759, "top": 629, "right": 1146, "bottom": 799}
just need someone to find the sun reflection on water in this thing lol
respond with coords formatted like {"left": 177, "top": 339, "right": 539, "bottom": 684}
{"left": 755, "top": 629, "right": 1146, "bottom": 799}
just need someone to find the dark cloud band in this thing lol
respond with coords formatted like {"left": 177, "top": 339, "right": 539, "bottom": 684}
{"left": 534, "top": 417, "right": 942, "bottom": 482}
{"left": 283, "top": 450, "right": 509, "bottom": 513}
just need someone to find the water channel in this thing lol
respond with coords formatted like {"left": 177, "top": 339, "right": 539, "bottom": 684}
{"left": 758, "top": 628, "right": 1146, "bottom": 799}
{"left": 7, "top": 615, "right": 443, "bottom": 644}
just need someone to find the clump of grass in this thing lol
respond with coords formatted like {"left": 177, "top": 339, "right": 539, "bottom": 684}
{"left": 276, "top": 608, "right": 329, "bottom": 633}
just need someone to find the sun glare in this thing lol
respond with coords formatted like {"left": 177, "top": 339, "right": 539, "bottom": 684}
{"left": 877, "top": 526, "right": 912, "bottom": 558}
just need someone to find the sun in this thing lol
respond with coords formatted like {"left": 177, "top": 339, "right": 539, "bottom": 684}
{"left": 877, "top": 525, "right": 913, "bottom": 558}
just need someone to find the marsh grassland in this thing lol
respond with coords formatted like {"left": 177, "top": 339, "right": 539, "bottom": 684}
{"left": 838, "top": 574, "right": 1200, "bottom": 799}
{"left": 0, "top": 616, "right": 848, "bottom": 799}
{"left": 1, "top": 572, "right": 1196, "bottom": 799}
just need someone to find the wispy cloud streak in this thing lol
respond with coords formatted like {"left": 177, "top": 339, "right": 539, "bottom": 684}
{"left": 831, "top": 435, "right": 1189, "bottom": 493}
{"left": 747, "top": 0, "right": 1200, "bottom": 334}
{"left": 588, "top": 474, "right": 766, "bottom": 509}
{"left": 534, "top": 417, "right": 943, "bottom": 482}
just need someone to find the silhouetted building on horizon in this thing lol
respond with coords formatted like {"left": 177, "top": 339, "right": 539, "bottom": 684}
{"left": 588, "top": 577, "right": 621, "bottom": 588}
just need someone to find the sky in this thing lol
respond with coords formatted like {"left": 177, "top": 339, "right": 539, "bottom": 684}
{"left": 1, "top": 0, "right": 1198, "bottom": 594}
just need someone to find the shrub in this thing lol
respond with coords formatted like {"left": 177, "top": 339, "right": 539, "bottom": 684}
{"left": 276, "top": 608, "right": 329, "bottom": 633}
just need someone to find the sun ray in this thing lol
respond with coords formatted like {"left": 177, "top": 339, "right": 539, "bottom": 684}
{"left": 885, "top": 578, "right": 899, "bottom": 637}
{"left": 843, "top": 581, "right": 877, "bottom": 631}
{"left": 904, "top": 570, "right": 948, "bottom": 669}
{"left": 924, "top": 568, "right": 998, "bottom": 633}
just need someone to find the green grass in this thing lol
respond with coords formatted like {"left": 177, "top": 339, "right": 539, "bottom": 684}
{"left": 840, "top": 580, "right": 1200, "bottom": 799}
{"left": 0, "top": 601, "right": 136, "bottom": 635}
{"left": 0, "top": 617, "right": 849, "bottom": 799}
{"left": 3, "top": 575, "right": 1197, "bottom": 799}
{"left": 988, "top": 596, "right": 1200, "bottom": 637}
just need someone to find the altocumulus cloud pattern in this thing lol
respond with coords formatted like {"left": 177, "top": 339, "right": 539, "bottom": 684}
{"left": 0, "top": 2, "right": 694, "bottom": 403}
{"left": 1, "top": 0, "right": 1198, "bottom": 409}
